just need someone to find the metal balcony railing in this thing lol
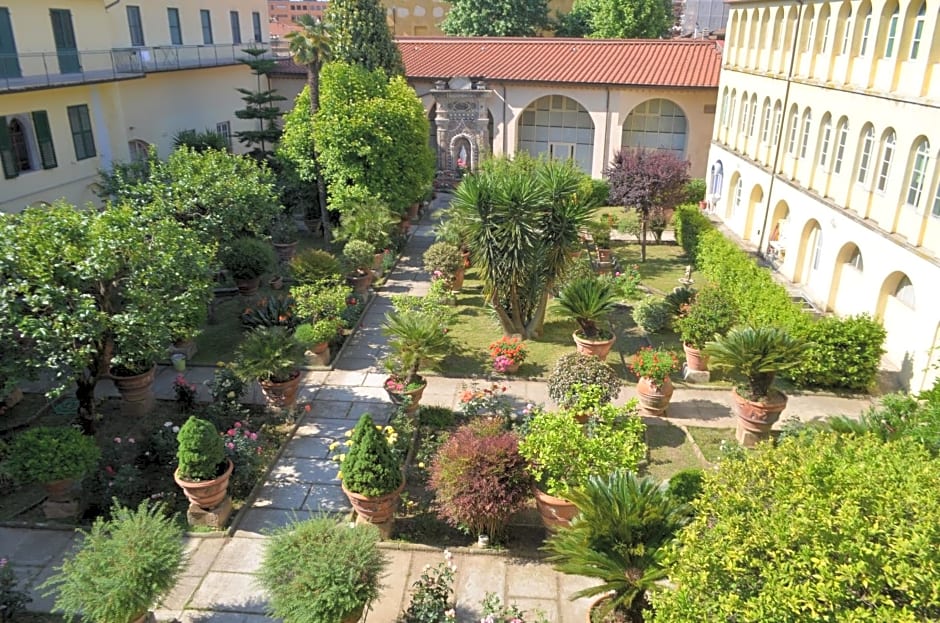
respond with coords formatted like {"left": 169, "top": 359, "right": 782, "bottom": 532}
{"left": 0, "top": 44, "right": 273, "bottom": 93}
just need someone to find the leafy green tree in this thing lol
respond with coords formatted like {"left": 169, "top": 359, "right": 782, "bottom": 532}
{"left": 284, "top": 16, "right": 331, "bottom": 237}
{"left": 234, "top": 47, "right": 287, "bottom": 161}
{"left": 652, "top": 433, "right": 940, "bottom": 622}
{"left": 449, "top": 156, "right": 599, "bottom": 338}
{"left": 324, "top": 0, "right": 403, "bottom": 76}
{"left": 557, "top": 0, "right": 674, "bottom": 38}
{"left": 0, "top": 203, "right": 215, "bottom": 432}
{"left": 442, "top": 0, "right": 550, "bottom": 36}
{"left": 277, "top": 87, "right": 323, "bottom": 234}
{"left": 314, "top": 62, "right": 435, "bottom": 215}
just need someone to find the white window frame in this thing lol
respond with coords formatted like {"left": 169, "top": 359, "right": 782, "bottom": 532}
{"left": 771, "top": 103, "right": 783, "bottom": 148}
{"left": 876, "top": 132, "right": 895, "bottom": 193}
{"left": 788, "top": 108, "right": 799, "bottom": 155}
{"left": 216, "top": 121, "right": 232, "bottom": 150}
{"left": 760, "top": 102, "right": 772, "bottom": 143}
{"left": 733, "top": 178, "right": 743, "bottom": 215}
{"left": 847, "top": 248, "right": 863, "bottom": 271}
{"left": 747, "top": 98, "right": 758, "bottom": 137}
{"left": 857, "top": 126, "right": 874, "bottom": 184}
{"left": 818, "top": 117, "right": 832, "bottom": 168}
{"left": 821, "top": 16, "right": 831, "bottom": 52}
{"left": 834, "top": 120, "right": 849, "bottom": 174}
{"left": 812, "top": 229, "right": 823, "bottom": 270}
{"left": 884, "top": 9, "right": 899, "bottom": 58}
{"left": 860, "top": 13, "right": 872, "bottom": 55}
{"left": 910, "top": 4, "right": 926, "bottom": 59}
{"left": 800, "top": 112, "right": 813, "bottom": 159}
{"left": 906, "top": 140, "right": 930, "bottom": 208}
{"left": 894, "top": 276, "right": 915, "bottom": 308}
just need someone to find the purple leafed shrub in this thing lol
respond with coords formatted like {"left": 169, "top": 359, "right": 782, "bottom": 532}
{"left": 429, "top": 423, "right": 532, "bottom": 539}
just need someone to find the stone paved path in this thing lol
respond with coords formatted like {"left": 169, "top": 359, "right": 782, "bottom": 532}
{"left": 6, "top": 193, "right": 875, "bottom": 622}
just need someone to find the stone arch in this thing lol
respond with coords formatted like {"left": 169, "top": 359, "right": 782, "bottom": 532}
{"left": 127, "top": 138, "right": 151, "bottom": 162}
{"left": 449, "top": 133, "right": 477, "bottom": 171}
{"left": 726, "top": 171, "right": 742, "bottom": 219}
{"left": 743, "top": 183, "right": 763, "bottom": 240}
{"left": 517, "top": 94, "right": 595, "bottom": 172}
{"left": 827, "top": 242, "right": 864, "bottom": 311}
{"left": 621, "top": 98, "right": 688, "bottom": 157}
{"left": 793, "top": 218, "right": 822, "bottom": 285}
{"left": 877, "top": 270, "right": 915, "bottom": 317}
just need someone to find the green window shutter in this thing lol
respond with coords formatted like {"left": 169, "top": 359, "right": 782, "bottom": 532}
{"left": 31, "top": 110, "right": 57, "bottom": 169}
{"left": 0, "top": 116, "right": 17, "bottom": 179}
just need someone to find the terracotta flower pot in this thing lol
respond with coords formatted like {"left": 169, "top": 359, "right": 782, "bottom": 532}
{"left": 596, "top": 248, "right": 613, "bottom": 263}
{"left": 43, "top": 478, "right": 76, "bottom": 503}
{"left": 407, "top": 202, "right": 420, "bottom": 220}
{"left": 235, "top": 276, "right": 262, "bottom": 297}
{"left": 341, "top": 476, "right": 405, "bottom": 524}
{"left": 174, "top": 459, "right": 234, "bottom": 510}
{"left": 259, "top": 371, "right": 302, "bottom": 408}
{"left": 111, "top": 366, "right": 156, "bottom": 403}
{"left": 731, "top": 387, "right": 788, "bottom": 446}
{"left": 450, "top": 265, "right": 465, "bottom": 291}
{"left": 272, "top": 241, "right": 298, "bottom": 263}
{"left": 572, "top": 332, "right": 617, "bottom": 361}
{"left": 346, "top": 271, "right": 374, "bottom": 295}
{"left": 636, "top": 376, "right": 674, "bottom": 416}
{"left": 385, "top": 378, "right": 426, "bottom": 414}
{"left": 683, "top": 343, "right": 709, "bottom": 372}
{"left": 533, "top": 487, "right": 578, "bottom": 532}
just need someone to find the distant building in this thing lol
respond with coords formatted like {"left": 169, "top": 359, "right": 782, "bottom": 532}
{"left": 268, "top": 0, "right": 328, "bottom": 40}
{"left": 681, "top": 0, "right": 731, "bottom": 37}
{"left": 0, "top": 1, "right": 271, "bottom": 212}
{"left": 705, "top": 0, "right": 940, "bottom": 391}
{"left": 272, "top": 37, "right": 722, "bottom": 177}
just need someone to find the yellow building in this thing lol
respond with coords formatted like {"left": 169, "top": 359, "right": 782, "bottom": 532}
{"left": 705, "top": 0, "right": 940, "bottom": 391}
{"left": 0, "top": 0, "right": 271, "bottom": 212}
{"left": 381, "top": 0, "right": 576, "bottom": 36}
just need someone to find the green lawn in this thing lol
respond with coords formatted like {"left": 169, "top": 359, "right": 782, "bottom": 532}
{"left": 644, "top": 421, "right": 707, "bottom": 480}
{"left": 686, "top": 426, "right": 736, "bottom": 464}
{"left": 613, "top": 242, "right": 694, "bottom": 295}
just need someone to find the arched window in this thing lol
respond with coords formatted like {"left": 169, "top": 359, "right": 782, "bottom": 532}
{"left": 818, "top": 115, "right": 832, "bottom": 168}
{"left": 812, "top": 228, "right": 824, "bottom": 270}
{"left": 8, "top": 119, "right": 31, "bottom": 172}
{"left": 932, "top": 173, "right": 940, "bottom": 216}
{"left": 728, "top": 90, "right": 737, "bottom": 129}
{"left": 800, "top": 109, "right": 813, "bottom": 158}
{"left": 894, "top": 275, "right": 915, "bottom": 307}
{"left": 910, "top": 3, "right": 926, "bottom": 59}
{"left": 128, "top": 139, "right": 151, "bottom": 163}
{"left": 621, "top": 99, "right": 688, "bottom": 157}
{"left": 857, "top": 125, "right": 875, "bottom": 184}
{"left": 787, "top": 105, "right": 800, "bottom": 154}
{"left": 859, "top": 8, "right": 873, "bottom": 55}
{"left": 840, "top": 7, "right": 854, "bottom": 54}
{"left": 771, "top": 101, "right": 783, "bottom": 148}
{"left": 733, "top": 177, "right": 743, "bottom": 215}
{"left": 805, "top": 7, "right": 817, "bottom": 52}
{"left": 821, "top": 14, "right": 832, "bottom": 52}
{"left": 905, "top": 139, "right": 930, "bottom": 207}
{"left": 876, "top": 130, "right": 896, "bottom": 193}
{"left": 747, "top": 95, "right": 758, "bottom": 137}
{"left": 847, "top": 247, "right": 864, "bottom": 270}
{"left": 884, "top": 6, "right": 900, "bottom": 57}
{"left": 710, "top": 160, "right": 724, "bottom": 198}
{"left": 834, "top": 118, "right": 849, "bottom": 174}
{"left": 720, "top": 88, "right": 729, "bottom": 127}
{"left": 518, "top": 95, "right": 595, "bottom": 172}
{"left": 740, "top": 94, "right": 750, "bottom": 134}
{"left": 760, "top": 99, "right": 772, "bottom": 144}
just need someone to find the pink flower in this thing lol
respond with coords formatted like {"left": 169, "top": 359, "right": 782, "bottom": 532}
{"left": 234, "top": 421, "right": 242, "bottom": 428}
{"left": 127, "top": 437, "right": 135, "bottom": 444}
{"left": 304, "top": 404, "right": 312, "bottom": 412}
{"left": 226, "top": 442, "right": 235, "bottom": 450}
{"left": 113, "top": 437, "right": 121, "bottom": 444}
{"left": 227, "top": 429, "right": 236, "bottom": 436}
{"left": 249, "top": 432, "right": 258, "bottom": 440}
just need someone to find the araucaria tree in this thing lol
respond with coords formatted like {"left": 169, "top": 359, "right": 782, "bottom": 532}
{"left": 442, "top": 0, "right": 550, "bottom": 36}
{"left": 314, "top": 62, "right": 435, "bottom": 215}
{"left": 324, "top": 0, "right": 403, "bottom": 76}
{"left": 606, "top": 148, "right": 689, "bottom": 262}
{"left": 234, "top": 47, "right": 287, "bottom": 161}
{"left": 0, "top": 202, "right": 215, "bottom": 433}
{"left": 556, "top": 0, "right": 674, "bottom": 38}
{"left": 449, "top": 157, "right": 599, "bottom": 338}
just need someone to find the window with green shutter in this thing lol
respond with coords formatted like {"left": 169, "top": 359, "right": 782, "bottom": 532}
{"left": 0, "top": 115, "right": 17, "bottom": 179}
{"left": 67, "top": 104, "right": 96, "bottom": 160}
{"left": 31, "top": 110, "right": 57, "bottom": 169}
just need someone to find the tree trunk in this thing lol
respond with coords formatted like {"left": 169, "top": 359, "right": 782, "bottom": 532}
{"left": 76, "top": 377, "right": 96, "bottom": 435}
{"left": 308, "top": 66, "right": 330, "bottom": 241}
{"left": 526, "top": 289, "right": 550, "bottom": 339}
{"left": 640, "top": 210, "right": 648, "bottom": 262}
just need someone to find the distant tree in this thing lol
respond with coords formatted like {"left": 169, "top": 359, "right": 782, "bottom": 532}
{"left": 557, "top": 0, "right": 673, "bottom": 38}
{"left": 284, "top": 16, "right": 331, "bottom": 237}
{"left": 277, "top": 87, "right": 325, "bottom": 233}
{"left": 442, "top": 0, "right": 550, "bottom": 36}
{"left": 325, "top": 0, "right": 403, "bottom": 76}
{"left": 234, "top": 47, "right": 286, "bottom": 161}
{"left": 314, "top": 62, "right": 434, "bottom": 216}
{"left": 606, "top": 148, "right": 689, "bottom": 262}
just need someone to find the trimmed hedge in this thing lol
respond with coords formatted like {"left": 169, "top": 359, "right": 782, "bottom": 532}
{"left": 674, "top": 205, "right": 885, "bottom": 391}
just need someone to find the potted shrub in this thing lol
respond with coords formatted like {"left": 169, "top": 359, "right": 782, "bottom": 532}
{"left": 554, "top": 276, "right": 619, "bottom": 360}
{"left": 518, "top": 403, "right": 646, "bottom": 531}
{"left": 631, "top": 296, "right": 673, "bottom": 334}
{"left": 423, "top": 241, "right": 465, "bottom": 291}
{"left": 382, "top": 309, "right": 451, "bottom": 414}
{"left": 674, "top": 286, "right": 737, "bottom": 372}
{"left": 705, "top": 326, "right": 810, "bottom": 446}
{"left": 429, "top": 420, "right": 533, "bottom": 540}
{"left": 294, "top": 319, "right": 342, "bottom": 365}
{"left": 343, "top": 240, "right": 376, "bottom": 295}
{"left": 588, "top": 221, "right": 613, "bottom": 263}
{"left": 221, "top": 236, "right": 276, "bottom": 296}
{"left": 259, "top": 517, "right": 387, "bottom": 623}
{"left": 488, "top": 335, "right": 529, "bottom": 374}
{"left": 544, "top": 471, "right": 690, "bottom": 623}
{"left": 173, "top": 416, "right": 232, "bottom": 510}
{"left": 6, "top": 426, "right": 100, "bottom": 509}
{"left": 269, "top": 214, "right": 299, "bottom": 263}
{"left": 289, "top": 249, "right": 343, "bottom": 285}
{"left": 40, "top": 501, "right": 186, "bottom": 623}
{"left": 547, "top": 352, "right": 622, "bottom": 409}
{"left": 234, "top": 326, "right": 303, "bottom": 408}
{"left": 628, "top": 347, "right": 680, "bottom": 416}
{"left": 332, "top": 414, "right": 404, "bottom": 525}
{"left": 333, "top": 199, "right": 396, "bottom": 268}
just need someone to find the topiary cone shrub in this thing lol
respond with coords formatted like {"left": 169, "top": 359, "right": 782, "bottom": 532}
{"left": 175, "top": 416, "right": 226, "bottom": 481}
{"left": 338, "top": 414, "right": 403, "bottom": 497}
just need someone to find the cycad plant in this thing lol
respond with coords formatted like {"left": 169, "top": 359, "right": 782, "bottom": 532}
{"left": 704, "top": 326, "right": 810, "bottom": 400}
{"left": 543, "top": 471, "right": 691, "bottom": 622}
{"left": 383, "top": 309, "right": 452, "bottom": 386}
{"left": 553, "top": 276, "right": 619, "bottom": 339}
{"left": 234, "top": 326, "right": 303, "bottom": 383}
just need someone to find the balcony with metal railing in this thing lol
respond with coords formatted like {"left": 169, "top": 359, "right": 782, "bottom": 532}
{"left": 0, "top": 44, "right": 272, "bottom": 93}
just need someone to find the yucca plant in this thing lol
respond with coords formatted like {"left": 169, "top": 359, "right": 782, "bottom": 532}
{"left": 543, "top": 471, "right": 691, "bottom": 622}
{"left": 553, "top": 276, "right": 619, "bottom": 339}
{"left": 382, "top": 309, "right": 452, "bottom": 386}
{"left": 234, "top": 326, "right": 303, "bottom": 383}
{"left": 704, "top": 326, "right": 810, "bottom": 400}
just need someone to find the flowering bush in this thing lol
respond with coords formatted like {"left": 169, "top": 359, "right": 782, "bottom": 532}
{"left": 144, "top": 421, "right": 180, "bottom": 467}
{"left": 223, "top": 421, "right": 265, "bottom": 497}
{"left": 628, "top": 347, "right": 680, "bottom": 384}
{"left": 400, "top": 551, "right": 457, "bottom": 623}
{"left": 480, "top": 593, "right": 549, "bottom": 623}
{"left": 95, "top": 435, "right": 146, "bottom": 509}
{"left": 458, "top": 382, "right": 518, "bottom": 425}
{"left": 329, "top": 414, "right": 402, "bottom": 497}
{"left": 488, "top": 337, "right": 528, "bottom": 373}
{"left": 603, "top": 264, "right": 642, "bottom": 300}
{"left": 385, "top": 376, "right": 426, "bottom": 394}
{"left": 173, "top": 374, "right": 198, "bottom": 412}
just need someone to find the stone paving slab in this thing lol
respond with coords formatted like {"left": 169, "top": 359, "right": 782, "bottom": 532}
{"left": 188, "top": 571, "right": 267, "bottom": 613}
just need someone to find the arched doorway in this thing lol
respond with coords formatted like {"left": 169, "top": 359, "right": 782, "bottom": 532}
{"left": 827, "top": 242, "right": 864, "bottom": 312}
{"left": 793, "top": 219, "right": 822, "bottom": 285}
{"left": 517, "top": 94, "right": 594, "bottom": 172}
{"left": 766, "top": 200, "right": 790, "bottom": 263}
{"left": 725, "top": 173, "right": 742, "bottom": 219}
{"left": 877, "top": 271, "right": 916, "bottom": 375}
{"left": 743, "top": 184, "right": 763, "bottom": 240}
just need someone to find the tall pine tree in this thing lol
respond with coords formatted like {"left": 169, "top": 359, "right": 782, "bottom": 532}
{"left": 234, "top": 48, "right": 287, "bottom": 161}
{"left": 325, "top": 0, "right": 403, "bottom": 77}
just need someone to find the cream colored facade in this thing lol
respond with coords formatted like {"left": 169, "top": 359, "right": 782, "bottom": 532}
{"left": 272, "top": 76, "right": 716, "bottom": 178}
{"left": 381, "top": 0, "right": 576, "bottom": 36}
{"left": 706, "top": 0, "right": 940, "bottom": 390}
{"left": 1, "top": 0, "right": 271, "bottom": 212}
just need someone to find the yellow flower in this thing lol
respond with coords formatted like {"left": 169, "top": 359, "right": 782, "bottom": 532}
{"left": 344, "top": 440, "right": 353, "bottom": 447}
{"left": 344, "top": 430, "right": 353, "bottom": 437}
{"left": 375, "top": 425, "right": 382, "bottom": 430}
{"left": 337, "top": 470, "right": 343, "bottom": 479}
{"left": 418, "top": 461, "right": 425, "bottom": 469}
{"left": 337, "top": 455, "right": 345, "bottom": 462}
{"left": 328, "top": 441, "right": 339, "bottom": 451}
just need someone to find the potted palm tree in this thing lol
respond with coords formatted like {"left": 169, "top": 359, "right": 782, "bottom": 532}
{"left": 705, "top": 326, "right": 810, "bottom": 446}
{"left": 544, "top": 471, "right": 691, "bottom": 623}
{"left": 554, "top": 276, "right": 619, "bottom": 361}
{"left": 234, "top": 326, "right": 304, "bottom": 408}
{"left": 382, "top": 309, "right": 451, "bottom": 414}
